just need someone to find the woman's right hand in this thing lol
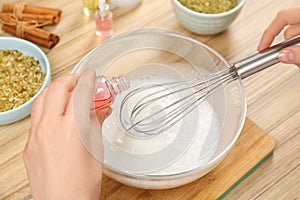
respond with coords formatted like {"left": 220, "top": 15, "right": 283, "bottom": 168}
{"left": 23, "top": 69, "right": 111, "bottom": 200}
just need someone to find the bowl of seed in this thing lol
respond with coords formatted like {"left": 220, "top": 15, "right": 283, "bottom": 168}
{"left": 171, "top": 0, "right": 247, "bottom": 35}
{"left": 0, "top": 37, "right": 51, "bottom": 125}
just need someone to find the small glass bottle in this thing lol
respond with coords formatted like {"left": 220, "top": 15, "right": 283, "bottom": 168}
{"left": 82, "top": 0, "right": 98, "bottom": 16}
{"left": 93, "top": 75, "right": 130, "bottom": 110}
{"left": 94, "top": 0, "right": 113, "bottom": 37}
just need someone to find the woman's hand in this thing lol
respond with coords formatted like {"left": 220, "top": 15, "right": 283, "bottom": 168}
{"left": 23, "top": 69, "right": 110, "bottom": 200}
{"left": 257, "top": 6, "right": 300, "bottom": 68}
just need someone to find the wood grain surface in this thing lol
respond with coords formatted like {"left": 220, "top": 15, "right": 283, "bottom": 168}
{"left": 1, "top": 0, "right": 300, "bottom": 199}
{"left": 99, "top": 118, "right": 275, "bottom": 200}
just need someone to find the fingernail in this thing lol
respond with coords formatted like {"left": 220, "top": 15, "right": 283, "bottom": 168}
{"left": 278, "top": 50, "right": 294, "bottom": 62}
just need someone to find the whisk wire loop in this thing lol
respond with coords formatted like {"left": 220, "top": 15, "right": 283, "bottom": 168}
{"left": 120, "top": 67, "right": 238, "bottom": 136}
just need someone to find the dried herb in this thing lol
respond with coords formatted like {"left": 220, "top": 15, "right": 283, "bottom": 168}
{"left": 178, "top": 0, "right": 238, "bottom": 14}
{"left": 0, "top": 49, "right": 45, "bottom": 112}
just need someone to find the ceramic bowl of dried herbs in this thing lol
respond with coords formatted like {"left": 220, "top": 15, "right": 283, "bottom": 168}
{"left": 0, "top": 37, "right": 51, "bottom": 125}
{"left": 171, "top": 0, "right": 247, "bottom": 35}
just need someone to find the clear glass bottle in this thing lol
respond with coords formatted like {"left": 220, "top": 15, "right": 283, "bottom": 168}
{"left": 93, "top": 75, "right": 130, "bottom": 110}
{"left": 94, "top": 0, "right": 113, "bottom": 37}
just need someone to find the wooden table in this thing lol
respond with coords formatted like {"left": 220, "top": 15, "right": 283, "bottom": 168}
{"left": 1, "top": 0, "right": 300, "bottom": 199}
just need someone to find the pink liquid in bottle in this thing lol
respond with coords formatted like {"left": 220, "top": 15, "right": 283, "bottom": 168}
{"left": 95, "top": 12, "right": 113, "bottom": 37}
{"left": 93, "top": 75, "right": 130, "bottom": 111}
{"left": 95, "top": 0, "right": 113, "bottom": 37}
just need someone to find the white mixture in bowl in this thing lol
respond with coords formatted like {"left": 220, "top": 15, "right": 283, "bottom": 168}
{"left": 102, "top": 64, "right": 221, "bottom": 175}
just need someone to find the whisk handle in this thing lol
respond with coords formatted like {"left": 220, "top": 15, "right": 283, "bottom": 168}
{"left": 233, "top": 34, "right": 300, "bottom": 79}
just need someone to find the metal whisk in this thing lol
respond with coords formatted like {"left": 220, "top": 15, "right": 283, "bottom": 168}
{"left": 119, "top": 34, "right": 300, "bottom": 137}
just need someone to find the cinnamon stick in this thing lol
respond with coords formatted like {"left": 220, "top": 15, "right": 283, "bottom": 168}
{"left": 23, "top": 26, "right": 59, "bottom": 43}
{"left": 2, "top": 25, "right": 59, "bottom": 49}
{"left": 0, "top": 12, "right": 59, "bottom": 25}
{"left": 2, "top": 4, "right": 61, "bottom": 18}
{"left": 0, "top": 19, "right": 59, "bottom": 42}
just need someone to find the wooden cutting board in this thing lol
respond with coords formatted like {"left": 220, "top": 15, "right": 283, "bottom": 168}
{"left": 100, "top": 118, "right": 276, "bottom": 200}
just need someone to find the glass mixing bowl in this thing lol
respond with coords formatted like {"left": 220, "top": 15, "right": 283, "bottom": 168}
{"left": 72, "top": 29, "right": 246, "bottom": 189}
